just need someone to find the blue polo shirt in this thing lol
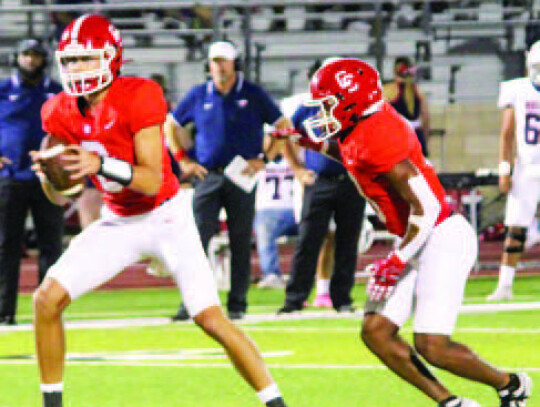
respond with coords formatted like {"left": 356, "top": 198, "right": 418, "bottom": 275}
{"left": 292, "top": 104, "right": 346, "bottom": 176}
{"left": 172, "top": 73, "right": 282, "bottom": 169}
{"left": 0, "top": 73, "right": 62, "bottom": 181}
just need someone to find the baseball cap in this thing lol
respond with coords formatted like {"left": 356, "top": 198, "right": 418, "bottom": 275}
{"left": 17, "top": 38, "right": 47, "bottom": 57}
{"left": 208, "top": 41, "right": 237, "bottom": 61}
{"left": 528, "top": 40, "right": 540, "bottom": 66}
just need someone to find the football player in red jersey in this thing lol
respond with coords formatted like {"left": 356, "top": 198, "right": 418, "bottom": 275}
{"left": 31, "top": 14, "right": 288, "bottom": 407}
{"left": 277, "top": 58, "right": 532, "bottom": 407}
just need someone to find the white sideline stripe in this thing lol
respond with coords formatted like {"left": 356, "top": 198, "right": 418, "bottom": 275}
{"left": 466, "top": 295, "right": 537, "bottom": 302}
{"left": 12, "top": 299, "right": 539, "bottom": 321}
{"left": 0, "top": 361, "right": 388, "bottom": 369}
{"left": 0, "top": 360, "right": 539, "bottom": 372}
{"left": 0, "top": 350, "right": 293, "bottom": 362}
{"left": 247, "top": 327, "right": 540, "bottom": 334}
{"left": 15, "top": 305, "right": 280, "bottom": 320}
{"left": 4, "top": 302, "right": 540, "bottom": 333}
{"left": 461, "top": 302, "right": 540, "bottom": 312}
{"left": 5, "top": 323, "right": 540, "bottom": 334}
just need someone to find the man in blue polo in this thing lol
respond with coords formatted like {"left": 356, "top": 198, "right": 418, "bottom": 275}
{"left": 0, "top": 38, "right": 64, "bottom": 325}
{"left": 165, "top": 40, "right": 295, "bottom": 320}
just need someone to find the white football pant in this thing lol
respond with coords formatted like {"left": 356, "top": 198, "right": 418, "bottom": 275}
{"left": 46, "top": 189, "right": 220, "bottom": 317}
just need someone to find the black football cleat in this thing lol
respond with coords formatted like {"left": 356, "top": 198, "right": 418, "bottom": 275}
{"left": 171, "top": 304, "right": 190, "bottom": 321}
{"left": 277, "top": 303, "right": 303, "bottom": 315}
{"left": 336, "top": 304, "right": 356, "bottom": 313}
{"left": 0, "top": 315, "right": 16, "bottom": 325}
{"left": 227, "top": 310, "right": 245, "bottom": 320}
{"left": 497, "top": 372, "right": 533, "bottom": 407}
{"left": 438, "top": 396, "right": 480, "bottom": 407}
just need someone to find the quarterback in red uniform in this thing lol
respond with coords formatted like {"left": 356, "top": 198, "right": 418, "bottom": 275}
{"left": 31, "top": 14, "right": 288, "bottom": 407}
{"left": 281, "top": 58, "right": 532, "bottom": 407}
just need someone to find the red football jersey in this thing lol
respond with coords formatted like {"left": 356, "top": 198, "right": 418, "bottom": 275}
{"left": 338, "top": 102, "right": 451, "bottom": 237}
{"left": 41, "top": 77, "right": 179, "bottom": 216}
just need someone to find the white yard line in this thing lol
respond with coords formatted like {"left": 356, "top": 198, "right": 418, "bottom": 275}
{"left": 14, "top": 305, "right": 279, "bottom": 320}
{"left": 243, "top": 326, "right": 540, "bottom": 334}
{"left": 3, "top": 302, "right": 540, "bottom": 333}
{"left": 0, "top": 359, "right": 539, "bottom": 372}
{"left": 12, "top": 299, "right": 539, "bottom": 321}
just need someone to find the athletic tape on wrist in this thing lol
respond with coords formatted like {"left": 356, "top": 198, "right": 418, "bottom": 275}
{"left": 98, "top": 156, "right": 133, "bottom": 186}
{"left": 498, "top": 161, "right": 511, "bottom": 176}
{"left": 397, "top": 175, "right": 441, "bottom": 262}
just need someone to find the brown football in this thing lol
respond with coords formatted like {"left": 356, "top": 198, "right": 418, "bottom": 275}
{"left": 39, "top": 134, "right": 85, "bottom": 198}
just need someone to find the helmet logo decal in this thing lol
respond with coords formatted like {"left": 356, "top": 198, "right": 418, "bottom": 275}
{"left": 335, "top": 71, "right": 359, "bottom": 93}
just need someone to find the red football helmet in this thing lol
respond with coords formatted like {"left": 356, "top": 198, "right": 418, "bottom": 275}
{"left": 304, "top": 58, "right": 383, "bottom": 141}
{"left": 56, "top": 14, "right": 123, "bottom": 96}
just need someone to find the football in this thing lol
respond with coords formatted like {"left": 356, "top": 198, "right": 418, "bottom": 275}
{"left": 39, "top": 134, "right": 85, "bottom": 197}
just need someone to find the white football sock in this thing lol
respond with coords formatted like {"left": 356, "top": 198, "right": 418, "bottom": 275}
{"left": 41, "top": 382, "right": 63, "bottom": 393}
{"left": 316, "top": 278, "right": 330, "bottom": 296}
{"left": 257, "top": 383, "right": 281, "bottom": 403}
{"left": 498, "top": 265, "right": 515, "bottom": 289}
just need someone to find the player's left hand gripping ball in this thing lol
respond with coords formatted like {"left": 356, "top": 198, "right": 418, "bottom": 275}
{"left": 366, "top": 253, "right": 407, "bottom": 301}
{"left": 38, "top": 134, "right": 85, "bottom": 197}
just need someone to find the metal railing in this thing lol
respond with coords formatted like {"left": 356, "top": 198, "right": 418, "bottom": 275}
{"left": 0, "top": 0, "right": 535, "bottom": 103}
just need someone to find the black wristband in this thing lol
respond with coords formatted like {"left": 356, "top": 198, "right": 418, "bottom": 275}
{"left": 97, "top": 156, "right": 133, "bottom": 186}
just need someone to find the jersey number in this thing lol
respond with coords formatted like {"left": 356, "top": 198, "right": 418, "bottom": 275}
{"left": 80, "top": 141, "right": 124, "bottom": 192}
{"left": 265, "top": 174, "right": 294, "bottom": 200}
{"left": 525, "top": 113, "right": 540, "bottom": 145}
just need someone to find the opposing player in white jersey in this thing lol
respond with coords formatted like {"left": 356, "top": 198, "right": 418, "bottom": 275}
{"left": 488, "top": 40, "right": 540, "bottom": 300}
{"left": 255, "top": 135, "right": 297, "bottom": 289}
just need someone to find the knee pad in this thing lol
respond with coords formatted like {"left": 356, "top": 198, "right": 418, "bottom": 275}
{"left": 504, "top": 227, "right": 526, "bottom": 253}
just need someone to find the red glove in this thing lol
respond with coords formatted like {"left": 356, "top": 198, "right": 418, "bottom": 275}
{"left": 270, "top": 128, "right": 328, "bottom": 152}
{"left": 366, "top": 252, "right": 407, "bottom": 301}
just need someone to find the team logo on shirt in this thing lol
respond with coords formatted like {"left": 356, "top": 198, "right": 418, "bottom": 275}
{"left": 8, "top": 94, "right": 18, "bottom": 101}
{"left": 237, "top": 99, "right": 248, "bottom": 108}
{"left": 203, "top": 103, "right": 213, "bottom": 110}
{"left": 83, "top": 124, "right": 92, "bottom": 134}
{"left": 526, "top": 100, "right": 540, "bottom": 110}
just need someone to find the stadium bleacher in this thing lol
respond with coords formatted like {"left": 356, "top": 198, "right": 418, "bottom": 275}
{"left": 3, "top": 0, "right": 540, "bottom": 274}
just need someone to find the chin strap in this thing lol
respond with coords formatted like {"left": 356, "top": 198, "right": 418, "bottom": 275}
{"left": 361, "top": 99, "right": 384, "bottom": 116}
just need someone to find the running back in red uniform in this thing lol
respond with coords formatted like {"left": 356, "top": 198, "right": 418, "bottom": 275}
{"left": 290, "top": 57, "right": 527, "bottom": 407}
{"left": 339, "top": 102, "right": 451, "bottom": 236}
{"left": 41, "top": 77, "right": 179, "bottom": 216}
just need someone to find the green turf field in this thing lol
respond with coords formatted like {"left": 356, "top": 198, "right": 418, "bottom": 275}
{"left": 1, "top": 275, "right": 538, "bottom": 407}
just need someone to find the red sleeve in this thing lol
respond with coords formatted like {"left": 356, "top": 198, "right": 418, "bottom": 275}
{"left": 358, "top": 114, "right": 412, "bottom": 174}
{"left": 128, "top": 80, "right": 168, "bottom": 134}
{"left": 40, "top": 95, "right": 74, "bottom": 143}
